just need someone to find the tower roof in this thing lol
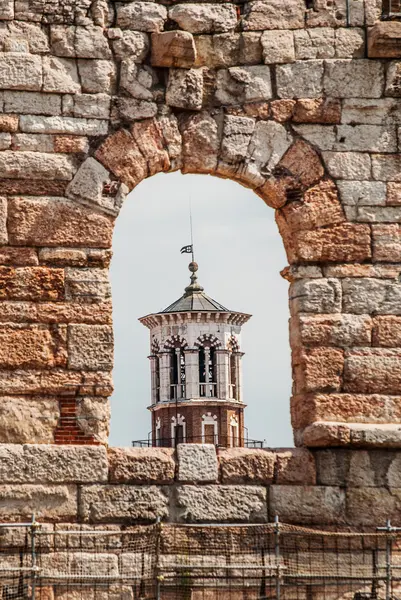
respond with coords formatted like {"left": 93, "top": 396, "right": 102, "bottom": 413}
{"left": 161, "top": 261, "right": 230, "bottom": 314}
{"left": 139, "top": 261, "right": 251, "bottom": 327}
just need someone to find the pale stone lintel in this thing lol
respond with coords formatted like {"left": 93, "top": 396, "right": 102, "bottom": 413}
{"left": 139, "top": 311, "right": 251, "bottom": 329}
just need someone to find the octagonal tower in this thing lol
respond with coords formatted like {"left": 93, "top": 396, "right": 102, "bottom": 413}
{"left": 139, "top": 262, "right": 251, "bottom": 448}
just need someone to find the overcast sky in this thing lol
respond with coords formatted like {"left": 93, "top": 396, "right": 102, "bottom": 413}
{"left": 109, "top": 171, "right": 293, "bottom": 448}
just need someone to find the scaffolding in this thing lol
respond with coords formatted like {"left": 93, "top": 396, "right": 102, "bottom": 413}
{"left": 1, "top": 517, "right": 401, "bottom": 600}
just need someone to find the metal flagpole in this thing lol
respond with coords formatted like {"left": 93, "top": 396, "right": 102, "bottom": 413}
{"left": 189, "top": 196, "right": 195, "bottom": 263}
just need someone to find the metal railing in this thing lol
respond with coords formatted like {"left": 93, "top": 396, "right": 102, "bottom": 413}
{"left": 199, "top": 382, "right": 217, "bottom": 397}
{"left": 3, "top": 517, "right": 401, "bottom": 600}
{"left": 132, "top": 435, "right": 265, "bottom": 448}
{"left": 169, "top": 384, "right": 185, "bottom": 400}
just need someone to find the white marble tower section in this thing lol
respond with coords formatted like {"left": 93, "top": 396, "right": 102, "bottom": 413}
{"left": 139, "top": 262, "right": 251, "bottom": 447}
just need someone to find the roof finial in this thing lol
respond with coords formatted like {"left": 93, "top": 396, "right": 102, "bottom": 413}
{"left": 185, "top": 260, "right": 204, "bottom": 296}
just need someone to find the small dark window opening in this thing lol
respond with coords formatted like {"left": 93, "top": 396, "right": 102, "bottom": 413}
{"left": 170, "top": 349, "right": 185, "bottom": 398}
{"left": 155, "top": 356, "right": 160, "bottom": 403}
{"left": 175, "top": 424, "right": 185, "bottom": 444}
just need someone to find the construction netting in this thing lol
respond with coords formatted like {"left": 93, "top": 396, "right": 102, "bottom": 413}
{"left": 0, "top": 519, "right": 400, "bottom": 600}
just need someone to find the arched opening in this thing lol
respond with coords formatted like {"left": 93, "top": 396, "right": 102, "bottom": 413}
{"left": 110, "top": 171, "right": 291, "bottom": 447}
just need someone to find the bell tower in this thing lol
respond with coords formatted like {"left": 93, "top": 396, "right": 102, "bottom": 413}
{"left": 139, "top": 261, "right": 251, "bottom": 447}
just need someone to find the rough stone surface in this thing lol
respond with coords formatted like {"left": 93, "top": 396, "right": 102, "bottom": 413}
{"left": 169, "top": 5, "right": 237, "bottom": 34}
{"left": 0, "top": 445, "right": 108, "bottom": 483}
{"left": 0, "top": 485, "right": 77, "bottom": 521}
{"left": 176, "top": 485, "right": 267, "bottom": 523}
{"left": 166, "top": 68, "right": 203, "bottom": 111}
{"left": 80, "top": 485, "right": 169, "bottom": 523}
{"left": 151, "top": 31, "right": 196, "bottom": 68}
{"left": 177, "top": 444, "right": 218, "bottom": 483}
{"left": 108, "top": 448, "right": 175, "bottom": 484}
{"left": 269, "top": 486, "right": 345, "bottom": 525}
{"left": 219, "top": 448, "right": 275, "bottom": 484}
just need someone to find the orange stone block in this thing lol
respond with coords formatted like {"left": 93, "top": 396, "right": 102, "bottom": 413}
{"left": 0, "top": 324, "right": 66, "bottom": 368}
{"left": 96, "top": 128, "right": 148, "bottom": 190}
{"left": 373, "top": 316, "right": 401, "bottom": 347}
{"left": 0, "top": 266, "right": 64, "bottom": 301}
{"left": 290, "top": 223, "right": 372, "bottom": 263}
{"left": 293, "top": 98, "right": 341, "bottom": 124}
{"left": 278, "top": 180, "right": 344, "bottom": 232}
{"left": 278, "top": 139, "right": 324, "bottom": 188}
{"left": 344, "top": 349, "right": 401, "bottom": 394}
{"left": 293, "top": 347, "right": 344, "bottom": 394}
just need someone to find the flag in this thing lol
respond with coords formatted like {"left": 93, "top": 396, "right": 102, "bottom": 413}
{"left": 180, "top": 245, "right": 193, "bottom": 254}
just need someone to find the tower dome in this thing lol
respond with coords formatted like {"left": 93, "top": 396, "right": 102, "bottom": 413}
{"left": 139, "top": 262, "right": 251, "bottom": 448}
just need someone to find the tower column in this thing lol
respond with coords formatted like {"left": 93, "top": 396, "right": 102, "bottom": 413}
{"left": 184, "top": 349, "right": 199, "bottom": 399}
{"left": 216, "top": 350, "right": 229, "bottom": 400}
{"left": 234, "top": 352, "right": 244, "bottom": 402}
{"left": 149, "top": 356, "right": 157, "bottom": 404}
{"left": 159, "top": 351, "right": 171, "bottom": 401}
{"left": 204, "top": 347, "right": 211, "bottom": 397}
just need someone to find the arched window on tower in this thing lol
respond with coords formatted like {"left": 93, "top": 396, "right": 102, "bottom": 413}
{"left": 230, "top": 415, "right": 239, "bottom": 448}
{"left": 171, "top": 414, "right": 186, "bottom": 446}
{"left": 164, "top": 336, "right": 187, "bottom": 400}
{"left": 196, "top": 335, "right": 220, "bottom": 398}
{"left": 202, "top": 413, "right": 218, "bottom": 445}
{"left": 228, "top": 336, "right": 240, "bottom": 401}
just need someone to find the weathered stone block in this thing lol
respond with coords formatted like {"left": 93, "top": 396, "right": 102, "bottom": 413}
{"left": 80, "top": 485, "right": 169, "bottom": 523}
{"left": 293, "top": 314, "right": 372, "bottom": 348}
{"left": 0, "top": 0, "right": 13, "bottom": 19}
{"left": 293, "top": 347, "right": 344, "bottom": 393}
{"left": 242, "top": 0, "right": 305, "bottom": 31}
{"left": 20, "top": 116, "right": 108, "bottom": 136}
{"left": 323, "top": 151, "right": 371, "bottom": 180}
{"left": 166, "top": 68, "right": 203, "bottom": 111}
{"left": 247, "top": 120, "right": 291, "bottom": 179}
{"left": 0, "top": 324, "right": 66, "bottom": 368}
{"left": 177, "top": 444, "right": 218, "bottom": 483}
{"left": 275, "top": 448, "right": 316, "bottom": 485}
{"left": 3, "top": 91, "right": 62, "bottom": 116}
{"left": 270, "top": 486, "right": 345, "bottom": 525}
{"left": 0, "top": 397, "right": 59, "bottom": 444}
{"left": 342, "top": 278, "right": 401, "bottom": 315}
{"left": 8, "top": 197, "right": 113, "bottom": 248}
{"left": 221, "top": 115, "right": 255, "bottom": 163}
{"left": 289, "top": 279, "right": 342, "bottom": 315}
{"left": 368, "top": 22, "right": 401, "bottom": 58}
{"left": 293, "top": 98, "right": 341, "bottom": 124}
{"left": 0, "top": 267, "right": 64, "bottom": 302}
{"left": 76, "top": 397, "right": 110, "bottom": 445}
{"left": 278, "top": 180, "right": 344, "bottom": 232}
{"left": 279, "top": 139, "right": 324, "bottom": 187}
{"left": 176, "top": 485, "right": 267, "bottom": 522}
{"left": 0, "top": 53, "right": 42, "bottom": 91}
{"left": 293, "top": 124, "right": 336, "bottom": 151}
{"left": 66, "top": 94, "right": 111, "bottom": 120}
{"left": 262, "top": 30, "right": 295, "bottom": 64}
{"left": 324, "top": 59, "right": 384, "bottom": 98}
{"left": 373, "top": 316, "right": 401, "bottom": 347}
{"left": 0, "top": 485, "right": 77, "bottom": 521}
{"left": 151, "top": 31, "right": 196, "bottom": 68}
{"left": 285, "top": 223, "right": 372, "bottom": 263}
{"left": 51, "top": 25, "right": 112, "bottom": 59}
{"left": 338, "top": 181, "right": 386, "bottom": 208}
{"left": 219, "top": 448, "right": 275, "bottom": 484}
{"left": 335, "top": 125, "right": 397, "bottom": 153}
{"left": 78, "top": 60, "right": 116, "bottom": 94}
{"left": 216, "top": 66, "right": 272, "bottom": 105}
{"left": 66, "top": 157, "right": 114, "bottom": 214}
{"left": 336, "top": 27, "right": 365, "bottom": 58}
{"left": 169, "top": 4, "right": 237, "bottom": 34}
{"left": 43, "top": 57, "right": 80, "bottom": 94}
{"left": 342, "top": 98, "right": 401, "bottom": 125}
{"left": 108, "top": 447, "right": 175, "bottom": 484}
{"left": 0, "top": 445, "right": 108, "bottom": 483}
{"left": 0, "top": 369, "right": 112, "bottom": 398}
{"left": 117, "top": 3, "right": 167, "bottom": 33}
{"left": 372, "top": 154, "right": 401, "bottom": 181}
{"left": 68, "top": 324, "right": 113, "bottom": 370}
{"left": 195, "top": 32, "right": 262, "bottom": 68}
{"left": 112, "top": 30, "right": 149, "bottom": 62}
{"left": 346, "top": 487, "right": 401, "bottom": 526}
{"left": 276, "top": 60, "right": 324, "bottom": 99}
{"left": 180, "top": 112, "right": 219, "bottom": 174}
{"left": 345, "top": 349, "right": 401, "bottom": 394}
{"left": 0, "top": 151, "right": 77, "bottom": 181}
{"left": 373, "top": 224, "right": 401, "bottom": 262}
{"left": 294, "top": 28, "right": 335, "bottom": 60}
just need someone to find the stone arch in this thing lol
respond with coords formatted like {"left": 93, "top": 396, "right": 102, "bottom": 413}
{"left": 1, "top": 0, "right": 396, "bottom": 452}
{"left": 194, "top": 334, "right": 222, "bottom": 350}
{"left": 164, "top": 335, "right": 188, "bottom": 351}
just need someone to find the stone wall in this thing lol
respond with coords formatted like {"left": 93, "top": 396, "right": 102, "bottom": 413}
{"left": 1, "top": 0, "right": 401, "bottom": 527}
{"left": 0, "top": 443, "right": 400, "bottom": 528}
